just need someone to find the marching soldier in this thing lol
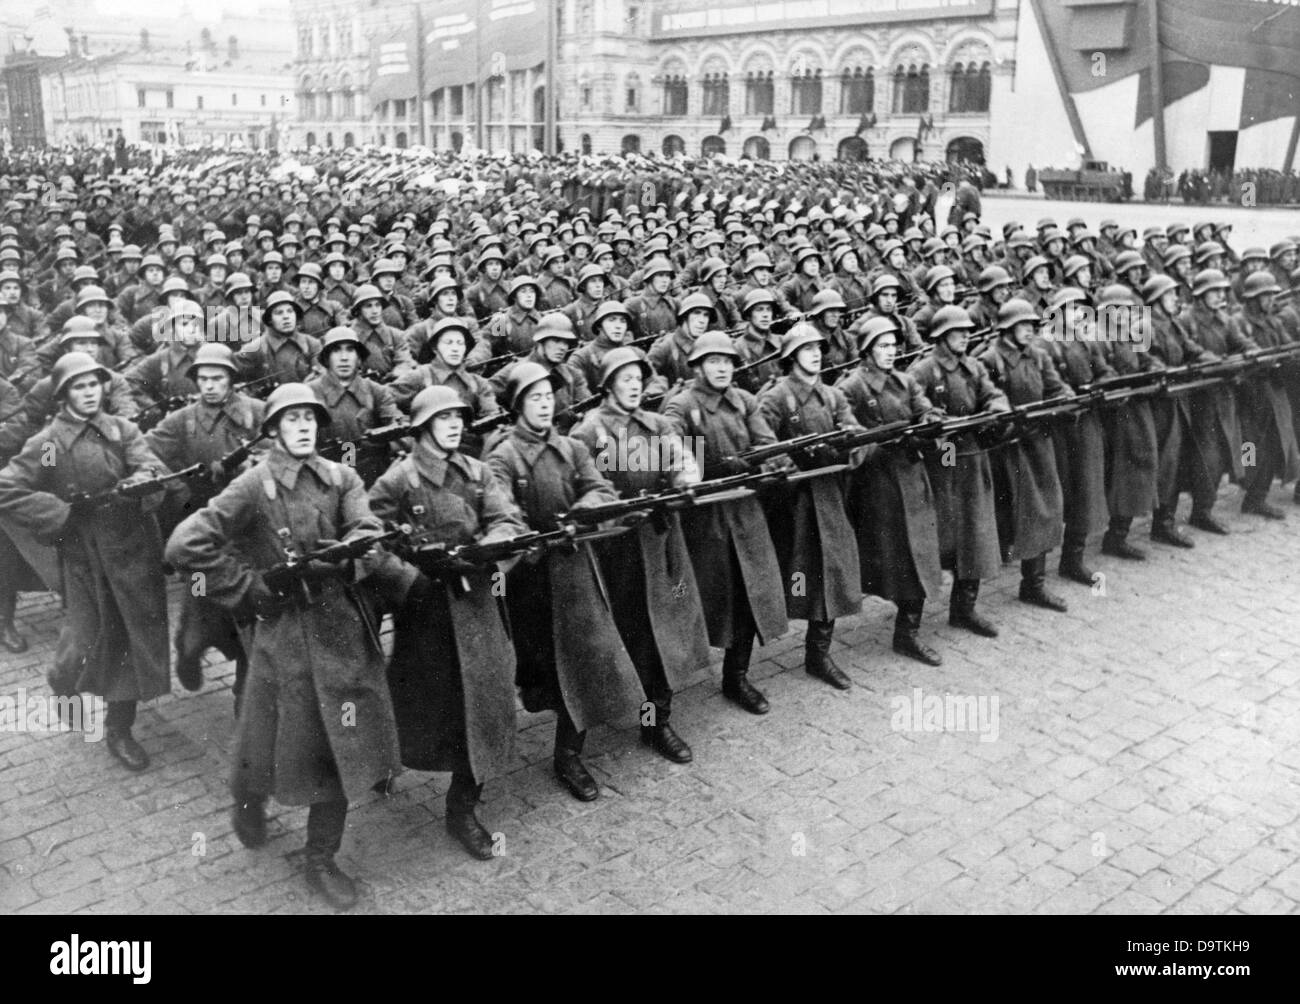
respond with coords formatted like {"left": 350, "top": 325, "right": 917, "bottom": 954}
{"left": 1177, "top": 268, "right": 1256, "bottom": 534}
{"left": 145, "top": 343, "right": 266, "bottom": 701}
{"left": 369, "top": 386, "right": 527, "bottom": 858}
{"left": 1095, "top": 285, "right": 1160, "bottom": 560}
{"left": 346, "top": 284, "right": 416, "bottom": 381}
{"left": 662, "top": 331, "right": 791, "bottom": 714}
{"left": 733, "top": 289, "right": 784, "bottom": 395}
{"left": 124, "top": 301, "right": 206, "bottom": 415}
{"left": 491, "top": 314, "right": 590, "bottom": 434}
{"left": 907, "top": 305, "right": 1010, "bottom": 637}
{"left": 487, "top": 362, "right": 646, "bottom": 802}
{"left": 481, "top": 276, "right": 544, "bottom": 361}
{"left": 308, "top": 328, "right": 404, "bottom": 486}
{"left": 979, "top": 298, "right": 1071, "bottom": 613}
{"left": 1144, "top": 274, "right": 1201, "bottom": 547}
{"left": 233, "top": 290, "right": 322, "bottom": 390}
{"left": 165, "top": 383, "right": 406, "bottom": 910}
{"left": 570, "top": 346, "right": 713, "bottom": 763}
{"left": 1041, "top": 287, "right": 1114, "bottom": 585}
{"left": 839, "top": 316, "right": 946, "bottom": 664}
{"left": 757, "top": 325, "right": 864, "bottom": 690}
{"left": 1236, "top": 273, "right": 1298, "bottom": 519}
{"left": 0, "top": 351, "right": 172, "bottom": 772}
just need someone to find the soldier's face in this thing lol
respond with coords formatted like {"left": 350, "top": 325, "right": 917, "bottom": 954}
{"left": 328, "top": 263, "right": 346, "bottom": 281}
{"left": 749, "top": 304, "right": 773, "bottom": 330}
{"left": 943, "top": 329, "right": 969, "bottom": 355}
{"left": 327, "top": 344, "right": 360, "bottom": 381}
{"left": 0, "top": 281, "right": 19, "bottom": 304}
{"left": 377, "top": 275, "right": 396, "bottom": 293}
{"left": 1031, "top": 268, "right": 1051, "bottom": 290}
{"left": 270, "top": 304, "right": 297, "bottom": 333}
{"left": 265, "top": 265, "right": 282, "bottom": 283}
{"left": 685, "top": 309, "right": 710, "bottom": 337}
{"left": 359, "top": 301, "right": 383, "bottom": 325}
{"left": 483, "top": 261, "right": 503, "bottom": 281}
{"left": 435, "top": 332, "right": 466, "bottom": 367}
{"left": 699, "top": 354, "right": 734, "bottom": 390}
{"left": 209, "top": 266, "right": 227, "bottom": 285}
{"left": 232, "top": 289, "right": 253, "bottom": 308}
{"left": 82, "top": 303, "right": 108, "bottom": 324}
{"left": 538, "top": 337, "right": 569, "bottom": 364}
{"left": 430, "top": 411, "right": 464, "bottom": 452}
{"left": 869, "top": 335, "right": 896, "bottom": 370}
{"left": 515, "top": 288, "right": 537, "bottom": 311}
{"left": 609, "top": 366, "right": 643, "bottom": 410}
{"left": 66, "top": 337, "right": 102, "bottom": 357}
{"left": 876, "top": 289, "right": 899, "bottom": 313}
{"left": 1158, "top": 291, "right": 1179, "bottom": 315}
{"left": 840, "top": 252, "right": 860, "bottom": 273}
{"left": 1281, "top": 251, "right": 1298, "bottom": 270}
{"left": 935, "top": 279, "right": 956, "bottom": 303}
{"left": 888, "top": 249, "right": 906, "bottom": 269}
{"left": 597, "top": 315, "right": 627, "bottom": 342}
{"left": 520, "top": 383, "right": 554, "bottom": 429}
{"left": 276, "top": 406, "right": 318, "bottom": 458}
{"left": 64, "top": 373, "right": 104, "bottom": 418}
{"left": 177, "top": 319, "right": 205, "bottom": 348}
{"left": 1203, "top": 289, "right": 1226, "bottom": 310}
{"left": 1076, "top": 267, "right": 1092, "bottom": 288}
{"left": 195, "top": 367, "right": 232, "bottom": 405}
{"left": 298, "top": 278, "right": 319, "bottom": 300}
{"left": 1011, "top": 321, "right": 1034, "bottom": 347}
{"left": 436, "top": 291, "right": 459, "bottom": 313}
{"left": 122, "top": 259, "right": 140, "bottom": 274}
{"left": 794, "top": 344, "right": 822, "bottom": 374}
{"left": 651, "top": 273, "right": 671, "bottom": 294}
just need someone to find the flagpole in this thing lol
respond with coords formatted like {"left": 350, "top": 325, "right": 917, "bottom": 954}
{"left": 415, "top": 2, "right": 427, "bottom": 147}
{"left": 475, "top": 1, "right": 484, "bottom": 150}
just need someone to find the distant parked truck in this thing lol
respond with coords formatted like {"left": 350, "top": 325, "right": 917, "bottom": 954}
{"left": 1038, "top": 160, "right": 1133, "bottom": 202}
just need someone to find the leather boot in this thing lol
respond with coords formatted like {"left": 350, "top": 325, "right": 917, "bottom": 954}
{"left": 1150, "top": 509, "right": 1194, "bottom": 548}
{"left": 1101, "top": 527, "right": 1146, "bottom": 560}
{"left": 304, "top": 852, "right": 358, "bottom": 910}
{"left": 892, "top": 603, "right": 942, "bottom": 665}
{"left": 1058, "top": 542, "right": 1097, "bottom": 585}
{"left": 804, "top": 619, "right": 851, "bottom": 690}
{"left": 1242, "top": 498, "right": 1286, "bottom": 520}
{"left": 721, "top": 634, "right": 769, "bottom": 714}
{"left": 1019, "top": 555, "right": 1068, "bottom": 612}
{"left": 175, "top": 648, "right": 203, "bottom": 692}
{"left": 105, "top": 728, "right": 149, "bottom": 772}
{"left": 640, "top": 722, "right": 693, "bottom": 763}
{"left": 231, "top": 799, "right": 268, "bottom": 849}
{"left": 948, "top": 579, "right": 998, "bottom": 637}
{"left": 445, "top": 776, "right": 495, "bottom": 860}
{"left": 1188, "top": 509, "right": 1229, "bottom": 535}
{"left": 553, "top": 713, "right": 598, "bottom": 801}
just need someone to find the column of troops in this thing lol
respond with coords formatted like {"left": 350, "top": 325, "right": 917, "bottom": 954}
{"left": 1, "top": 161, "right": 1298, "bottom": 910}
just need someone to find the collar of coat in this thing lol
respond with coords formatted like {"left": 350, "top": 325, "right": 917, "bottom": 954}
{"left": 507, "top": 419, "right": 571, "bottom": 462}
{"left": 855, "top": 363, "right": 897, "bottom": 393}
{"left": 264, "top": 329, "right": 313, "bottom": 356}
{"left": 779, "top": 371, "right": 831, "bottom": 407}
{"left": 595, "top": 399, "right": 654, "bottom": 434}
{"left": 994, "top": 338, "right": 1028, "bottom": 366}
{"left": 427, "top": 359, "right": 471, "bottom": 383}
{"left": 312, "top": 370, "right": 373, "bottom": 408}
{"left": 411, "top": 435, "right": 475, "bottom": 486}
{"left": 49, "top": 408, "right": 121, "bottom": 448}
{"left": 195, "top": 393, "right": 254, "bottom": 433}
{"left": 508, "top": 306, "right": 540, "bottom": 324}
{"left": 689, "top": 376, "right": 743, "bottom": 412}
{"left": 267, "top": 442, "right": 335, "bottom": 490}
{"left": 526, "top": 352, "right": 575, "bottom": 388}
{"left": 933, "top": 341, "right": 977, "bottom": 374}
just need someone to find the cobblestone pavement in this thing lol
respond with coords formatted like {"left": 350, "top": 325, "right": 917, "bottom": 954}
{"left": 2, "top": 480, "right": 1299, "bottom": 915}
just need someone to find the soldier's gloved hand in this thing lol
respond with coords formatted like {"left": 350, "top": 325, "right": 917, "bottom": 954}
{"left": 261, "top": 564, "right": 299, "bottom": 597}
{"left": 248, "top": 574, "right": 288, "bottom": 619}
{"left": 762, "top": 454, "right": 797, "bottom": 475}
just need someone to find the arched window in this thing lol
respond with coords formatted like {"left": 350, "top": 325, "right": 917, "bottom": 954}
{"left": 395, "top": 131, "right": 408, "bottom": 148}
{"left": 622, "top": 134, "right": 641, "bottom": 154}
{"left": 840, "top": 67, "right": 874, "bottom": 115}
{"left": 788, "top": 136, "right": 816, "bottom": 161}
{"left": 319, "top": 90, "right": 332, "bottom": 119}
{"left": 339, "top": 74, "right": 354, "bottom": 119}
{"left": 742, "top": 136, "right": 770, "bottom": 160}
{"left": 742, "top": 50, "right": 775, "bottom": 115}
{"left": 837, "top": 136, "right": 869, "bottom": 162}
{"left": 343, "top": 131, "right": 355, "bottom": 147}
{"left": 305, "top": 131, "right": 316, "bottom": 147}
{"left": 661, "top": 74, "right": 688, "bottom": 116}
{"left": 948, "top": 61, "right": 991, "bottom": 113}
{"left": 702, "top": 72, "right": 729, "bottom": 117}
{"left": 893, "top": 64, "right": 930, "bottom": 114}
{"left": 298, "top": 76, "right": 315, "bottom": 119}
{"left": 662, "top": 134, "right": 685, "bottom": 156}
{"left": 581, "top": 133, "right": 592, "bottom": 155}
{"left": 325, "top": 132, "right": 334, "bottom": 148}
{"left": 701, "top": 135, "right": 726, "bottom": 157}
{"left": 790, "top": 54, "right": 822, "bottom": 115}
{"left": 624, "top": 73, "right": 641, "bottom": 113}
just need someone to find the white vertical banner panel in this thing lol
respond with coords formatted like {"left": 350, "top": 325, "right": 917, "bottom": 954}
{"left": 1205, "top": 65, "right": 1246, "bottom": 133}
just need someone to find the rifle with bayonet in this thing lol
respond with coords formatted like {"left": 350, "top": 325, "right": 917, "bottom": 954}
{"left": 1159, "top": 342, "right": 1300, "bottom": 395}
{"left": 395, "top": 521, "right": 631, "bottom": 591}
{"left": 65, "top": 462, "right": 209, "bottom": 511}
{"left": 557, "top": 466, "right": 794, "bottom": 527}
{"left": 261, "top": 524, "right": 411, "bottom": 598}
{"left": 317, "top": 420, "right": 412, "bottom": 461}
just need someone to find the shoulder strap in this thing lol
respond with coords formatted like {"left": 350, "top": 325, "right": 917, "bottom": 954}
{"left": 402, "top": 455, "right": 420, "bottom": 491}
